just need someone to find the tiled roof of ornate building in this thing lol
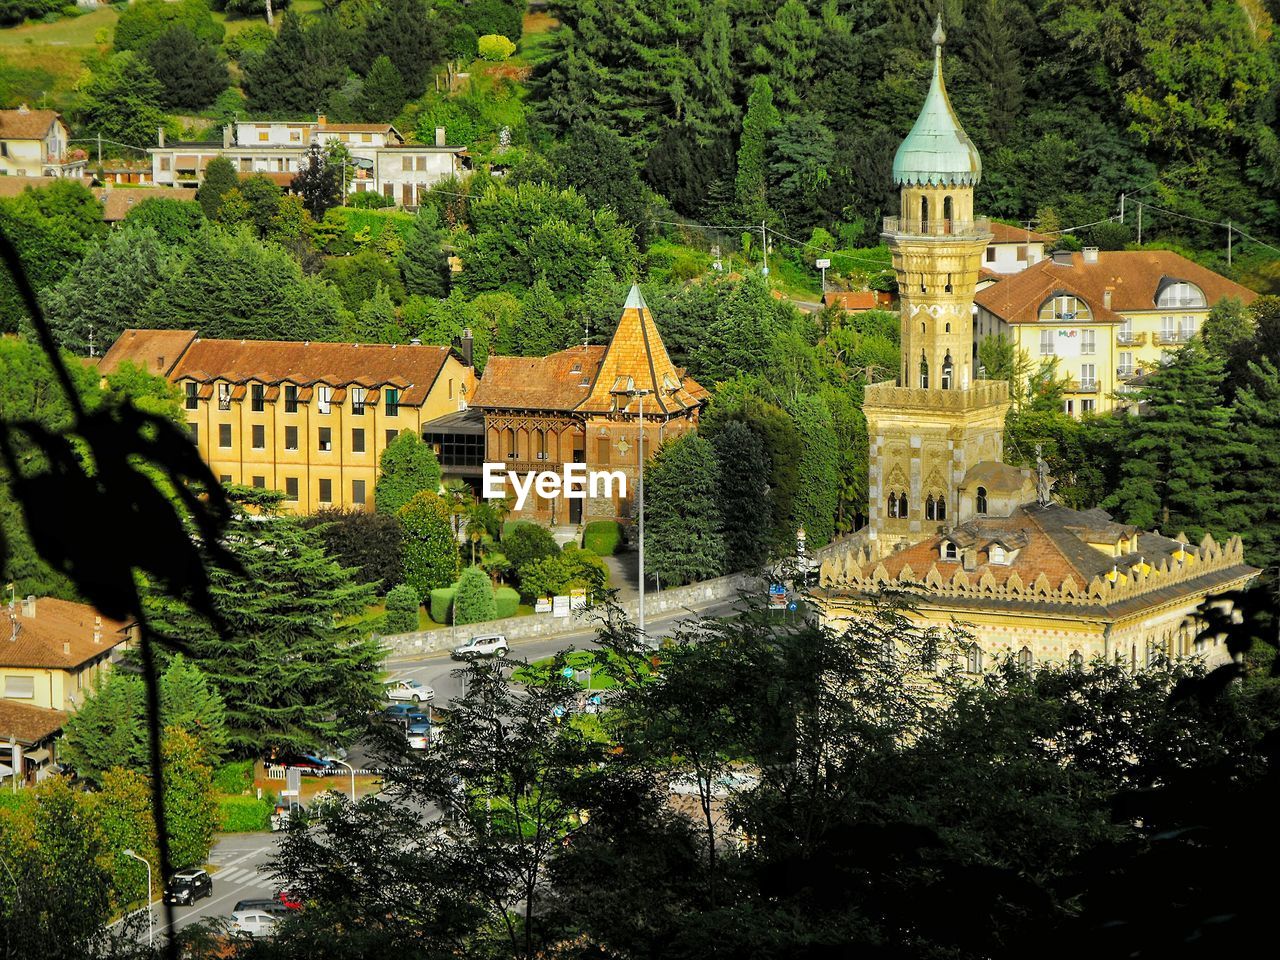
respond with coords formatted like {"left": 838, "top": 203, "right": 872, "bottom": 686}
{"left": 0, "top": 597, "right": 131, "bottom": 670}
{"left": 819, "top": 503, "right": 1256, "bottom": 618}
{"left": 471, "top": 286, "right": 707, "bottom": 416}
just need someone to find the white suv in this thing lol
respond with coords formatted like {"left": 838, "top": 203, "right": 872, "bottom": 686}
{"left": 385, "top": 678, "right": 435, "bottom": 703}
{"left": 451, "top": 634, "right": 509, "bottom": 660}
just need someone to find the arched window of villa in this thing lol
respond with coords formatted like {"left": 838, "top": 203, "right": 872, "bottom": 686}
{"left": 976, "top": 486, "right": 988, "bottom": 515}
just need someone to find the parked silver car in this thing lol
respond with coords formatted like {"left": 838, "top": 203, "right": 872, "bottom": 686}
{"left": 451, "top": 634, "right": 509, "bottom": 660}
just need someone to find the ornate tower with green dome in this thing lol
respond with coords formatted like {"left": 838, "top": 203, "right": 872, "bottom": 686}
{"left": 864, "top": 13, "right": 1011, "bottom": 548}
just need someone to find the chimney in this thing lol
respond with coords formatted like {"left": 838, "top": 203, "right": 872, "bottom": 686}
{"left": 223, "top": 125, "right": 232, "bottom": 149}
{"left": 1051, "top": 249, "right": 1073, "bottom": 266}
{"left": 63, "top": 642, "right": 71, "bottom": 657}
{"left": 94, "top": 616, "right": 102, "bottom": 645}
{"left": 435, "top": 126, "right": 447, "bottom": 147}
{"left": 20, "top": 596, "right": 35, "bottom": 619}
{"left": 1082, "top": 246, "right": 1099, "bottom": 264}
{"left": 1103, "top": 288, "right": 1113, "bottom": 309}
{"left": 317, "top": 114, "right": 327, "bottom": 126}
{"left": 409, "top": 337, "right": 422, "bottom": 346}
{"left": 962, "top": 548, "right": 978, "bottom": 572}
{"left": 459, "top": 328, "right": 474, "bottom": 367}
{"left": 157, "top": 127, "right": 165, "bottom": 148}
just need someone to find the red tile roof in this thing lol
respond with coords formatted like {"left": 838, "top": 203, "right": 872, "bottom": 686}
{"left": 471, "top": 346, "right": 606, "bottom": 411}
{"left": 975, "top": 250, "right": 1257, "bottom": 324}
{"left": 0, "top": 701, "right": 68, "bottom": 746}
{"left": 99, "top": 329, "right": 198, "bottom": 378}
{"left": 0, "top": 598, "right": 131, "bottom": 670}
{"left": 93, "top": 187, "right": 198, "bottom": 222}
{"left": 822, "top": 291, "right": 880, "bottom": 310}
{"left": 987, "top": 221, "right": 1054, "bottom": 245}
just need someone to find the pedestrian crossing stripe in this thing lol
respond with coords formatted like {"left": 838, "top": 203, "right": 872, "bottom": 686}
{"left": 213, "top": 867, "right": 272, "bottom": 886}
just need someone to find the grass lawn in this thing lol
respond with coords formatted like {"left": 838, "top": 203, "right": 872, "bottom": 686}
{"left": 514, "top": 649, "right": 643, "bottom": 691}
{"left": 0, "top": 9, "right": 115, "bottom": 111}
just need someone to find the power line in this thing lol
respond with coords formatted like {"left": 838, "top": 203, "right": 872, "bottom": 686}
{"left": 764, "top": 225, "right": 895, "bottom": 270}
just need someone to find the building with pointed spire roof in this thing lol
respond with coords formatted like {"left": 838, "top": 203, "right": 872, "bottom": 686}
{"left": 465, "top": 286, "right": 708, "bottom": 523}
{"left": 814, "top": 15, "right": 1258, "bottom": 676}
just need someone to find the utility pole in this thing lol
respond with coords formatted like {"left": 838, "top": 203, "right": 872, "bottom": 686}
{"left": 1137, "top": 203, "right": 1143, "bottom": 246}
{"left": 629, "top": 388, "right": 652, "bottom": 645}
{"left": 96, "top": 134, "right": 101, "bottom": 166}
{"left": 1119, "top": 192, "right": 1125, "bottom": 224}
{"left": 760, "top": 221, "right": 768, "bottom": 276}
{"left": 1227, "top": 220, "right": 1232, "bottom": 267}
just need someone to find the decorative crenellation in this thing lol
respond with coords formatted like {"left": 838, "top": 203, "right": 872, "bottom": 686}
{"left": 863, "top": 379, "right": 1009, "bottom": 412}
{"left": 820, "top": 532, "right": 1248, "bottom": 609}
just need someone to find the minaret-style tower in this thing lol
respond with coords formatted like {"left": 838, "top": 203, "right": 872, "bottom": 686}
{"left": 865, "top": 14, "right": 1010, "bottom": 548}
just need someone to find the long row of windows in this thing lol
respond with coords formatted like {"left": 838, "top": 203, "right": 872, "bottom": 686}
{"left": 188, "top": 383, "right": 402, "bottom": 418}
{"left": 214, "top": 474, "right": 369, "bottom": 507}
{"left": 887, "top": 491, "right": 954, "bottom": 520}
{"left": 960, "top": 645, "right": 1084, "bottom": 674}
{"left": 190, "top": 423, "right": 400, "bottom": 453}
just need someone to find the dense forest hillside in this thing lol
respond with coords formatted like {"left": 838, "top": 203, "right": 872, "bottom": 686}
{"left": 535, "top": 0, "right": 1280, "bottom": 265}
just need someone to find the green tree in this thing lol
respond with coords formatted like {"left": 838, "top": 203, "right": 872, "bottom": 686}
{"left": 1104, "top": 343, "right": 1239, "bottom": 540}
{"left": 161, "top": 727, "right": 219, "bottom": 869}
{"left": 787, "top": 393, "right": 839, "bottom": 547}
{"left": 144, "top": 489, "right": 383, "bottom": 756}
{"left": 303, "top": 508, "right": 403, "bottom": 588}
{"left": 518, "top": 276, "right": 571, "bottom": 355}
{"left": 197, "top": 156, "right": 240, "bottom": 220}
{"left": 78, "top": 51, "right": 168, "bottom": 150}
{"left": 343, "top": 282, "right": 404, "bottom": 344}
{"left": 243, "top": 10, "right": 348, "bottom": 114}
{"left": 735, "top": 75, "right": 780, "bottom": 224}
{"left": 399, "top": 207, "right": 448, "bottom": 298}
{"left": 114, "top": 0, "right": 225, "bottom": 53}
{"left": 141, "top": 225, "right": 349, "bottom": 340}
{"left": 375, "top": 430, "right": 443, "bottom": 515}
{"left": 358, "top": 54, "right": 408, "bottom": 122}
{"left": 709, "top": 419, "right": 772, "bottom": 572}
{"left": 454, "top": 564, "right": 497, "bottom": 625}
{"left": 645, "top": 434, "right": 724, "bottom": 586}
{"left": 516, "top": 546, "right": 607, "bottom": 602}
{"left": 292, "top": 143, "right": 345, "bottom": 220}
{"left": 550, "top": 122, "right": 648, "bottom": 227}
{"left": 398, "top": 490, "right": 460, "bottom": 598}
{"left": 1231, "top": 358, "right": 1280, "bottom": 570}
{"left": 122, "top": 196, "right": 206, "bottom": 245}
{"left": 383, "top": 582, "right": 421, "bottom": 633}
{"left": 92, "top": 767, "right": 157, "bottom": 910}
{"left": 359, "top": 0, "right": 447, "bottom": 98}
{"left": 501, "top": 522, "right": 560, "bottom": 573}
{"left": 44, "top": 226, "right": 178, "bottom": 356}
{"left": 145, "top": 24, "right": 230, "bottom": 110}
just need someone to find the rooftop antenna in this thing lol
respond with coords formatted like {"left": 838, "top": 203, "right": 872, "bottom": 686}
{"left": 1035, "top": 443, "right": 1051, "bottom": 505}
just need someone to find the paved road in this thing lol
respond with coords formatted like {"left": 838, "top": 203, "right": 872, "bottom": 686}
{"left": 386, "top": 599, "right": 740, "bottom": 707}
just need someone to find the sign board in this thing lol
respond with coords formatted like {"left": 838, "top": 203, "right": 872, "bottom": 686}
{"left": 552, "top": 705, "right": 565, "bottom": 718}
{"left": 1054, "top": 328, "right": 1081, "bottom": 358}
{"left": 815, "top": 258, "right": 831, "bottom": 269}
{"left": 561, "top": 666, "right": 575, "bottom": 679}
{"left": 569, "top": 587, "right": 588, "bottom": 610}
{"left": 552, "top": 595, "right": 571, "bottom": 618}
{"left": 285, "top": 768, "right": 302, "bottom": 796}
{"left": 769, "top": 584, "right": 788, "bottom": 611}
{"left": 535, "top": 597, "right": 552, "bottom": 614}
{"left": 280, "top": 790, "right": 299, "bottom": 798}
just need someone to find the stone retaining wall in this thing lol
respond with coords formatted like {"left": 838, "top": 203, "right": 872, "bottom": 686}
{"left": 380, "top": 572, "right": 762, "bottom": 659}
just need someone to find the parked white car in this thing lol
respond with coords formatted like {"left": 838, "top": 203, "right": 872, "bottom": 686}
{"left": 230, "top": 908, "right": 279, "bottom": 938}
{"left": 451, "top": 634, "right": 509, "bottom": 660}
{"left": 385, "top": 678, "right": 435, "bottom": 703}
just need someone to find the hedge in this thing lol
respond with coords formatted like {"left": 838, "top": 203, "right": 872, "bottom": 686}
{"left": 384, "top": 583, "right": 421, "bottom": 633}
{"left": 218, "top": 796, "right": 273, "bottom": 833}
{"left": 582, "top": 520, "right": 622, "bottom": 556}
{"left": 430, "top": 586, "right": 456, "bottom": 625}
{"left": 494, "top": 586, "right": 520, "bottom": 619}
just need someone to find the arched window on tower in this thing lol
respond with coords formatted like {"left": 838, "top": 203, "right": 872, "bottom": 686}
{"left": 944, "top": 272, "right": 953, "bottom": 293}
{"left": 976, "top": 486, "right": 988, "bottom": 515}
{"left": 925, "top": 495, "right": 936, "bottom": 520}
{"left": 898, "top": 492, "right": 908, "bottom": 517}
{"left": 919, "top": 352, "right": 929, "bottom": 389}
{"left": 1018, "top": 646, "right": 1034, "bottom": 668}
{"left": 920, "top": 195, "right": 929, "bottom": 233}
{"left": 941, "top": 352, "right": 954, "bottom": 390}
{"left": 1068, "top": 650, "right": 1084, "bottom": 670}
{"left": 926, "top": 495, "right": 947, "bottom": 521}
{"left": 943, "top": 195, "right": 953, "bottom": 233}
{"left": 887, "top": 493, "right": 898, "bottom": 518}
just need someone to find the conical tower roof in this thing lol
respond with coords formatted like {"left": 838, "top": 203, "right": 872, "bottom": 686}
{"left": 579, "top": 285, "right": 706, "bottom": 415}
{"left": 892, "top": 14, "right": 982, "bottom": 188}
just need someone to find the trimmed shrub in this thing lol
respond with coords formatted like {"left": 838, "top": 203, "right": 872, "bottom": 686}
{"left": 399, "top": 491, "right": 459, "bottom": 599}
{"left": 582, "top": 520, "right": 622, "bottom": 556}
{"left": 384, "top": 583, "right": 421, "bottom": 634}
{"left": 494, "top": 586, "right": 520, "bottom": 619}
{"left": 478, "top": 34, "right": 516, "bottom": 61}
{"left": 429, "top": 586, "right": 456, "bottom": 625}
{"left": 211, "top": 760, "right": 254, "bottom": 795}
{"left": 454, "top": 566, "right": 496, "bottom": 625}
{"left": 217, "top": 795, "right": 272, "bottom": 833}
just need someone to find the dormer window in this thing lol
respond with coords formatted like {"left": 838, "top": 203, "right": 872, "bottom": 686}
{"left": 317, "top": 385, "right": 332, "bottom": 415}
{"left": 989, "top": 544, "right": 1007, "bottom": 565}
{"left": 1038, "top": 294, "right": 1091, "bottom": 322}
{"left": 1156, "top": 280, "right": 1206, "bottom": 309}
{"left": 941, "top": 541, "right": 958, "bottom": 560}
{"left": 217, "top": 383, "right": 231, "bottom": 411}
{"left": 351, "top": 386, "right": 367, "bottom": 415}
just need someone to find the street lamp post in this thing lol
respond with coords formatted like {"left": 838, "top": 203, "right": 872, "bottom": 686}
{"left": 628, "top": 388, "right": 653, "bottom": 646}
{"left": 331, "top": 758, "right": 357, "bottom": 802}
{"left": 122, "top": 848, "right": 153, "bottom": 949}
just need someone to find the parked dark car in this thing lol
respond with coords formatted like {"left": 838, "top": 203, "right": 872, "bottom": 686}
{"left": 268, "top": 753, "right": 332, "bottom": 772}
{"left": 163, "top": 868, "right": 212, "bottom": 905}
{"left": 382, "top": 704, "right": 429, "bottom": 727}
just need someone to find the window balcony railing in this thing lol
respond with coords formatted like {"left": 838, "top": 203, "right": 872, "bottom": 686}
{"left": 1154, "top": 331, "right": 1193, "bottom": 346}
{"left": 1071, "top": 380, "right": 1100, "bottom": 394}
{"left": 1157, "top": 298, "right": 1207, "bottom": 308}
{"left": 1116, "top": 367, "right": 1135, "bottom": 380}
{"left": 1116, "top": 331, "right": 1147, "bottom": 346}
{"left": 882, "top": 216, "right": 992, "bottom": 238}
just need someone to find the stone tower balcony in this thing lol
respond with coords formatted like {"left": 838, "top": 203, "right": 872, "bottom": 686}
{"left": 883, "top": 215, "right": 992, "bottom": 239}
{"left": 863, "top": 378, "right": 1009, "bottom": 411}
